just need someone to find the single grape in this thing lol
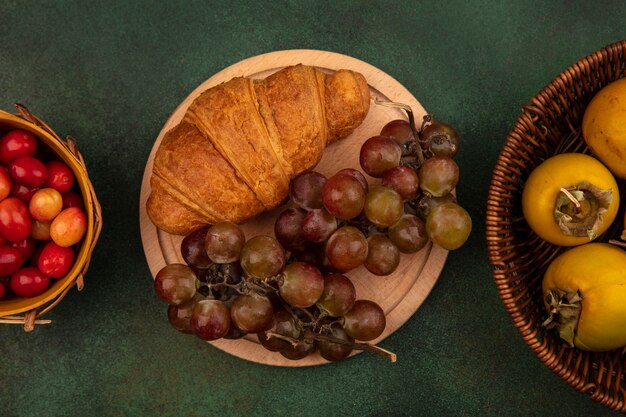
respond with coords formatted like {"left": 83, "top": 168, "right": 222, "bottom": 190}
{"left": 319, "top": 324, "right": 354, "bottom": 362}
{"left": 181, "top": 227, "right": 212, "bottom": 269}
{"left": 258, "top": 307, "right": 299, "bottom": 352}
{"left": 359, "top": 136, "right": 402, "bottom": 178}
{"left": 415, "top": 193, "right": 457, "bottom": 221}
{"left": 274, "top": 208, "right": 309, "bottom": 252}
{"left": 364, "top": 234, "right": 400, "bottom": 276}
{"left": 380, "top": 119, "right": 414, "bottom": 147}
{"left": 343, "top": 300, "right": 386, "bottom": 341}
{"left": 191, "top": 299, "right": 231, "bottom": 341}
{"left": 280, "top": 338, "right": 316, "bottom": 360}
{"left": 230, "top": 293, "right": 274, "bottom": 333}
{"left": 204, "top": 222, "right": 245, "bottom": 264}
{"left": 279, "top": 262, "right": 324, "bottom": 308}
{"left": 425, "top": 203, "right": 472, "bottom": 250}
{"left": 420, "top": 122, "right": 460, "bottom": 157}
{"left": 336, "top": 168, "right": 369, "bottom": 193}
{"left": 316, "top": 273, "right": 356, "bottom": 317}
{"left": 418, "top": 156, "right": 459, "bottom": 197}
{"left": 322, "top": 174, "right": 365, "bottom": 220}
{"left": 364, "top": 186, "right": 404, "bottom": 228}
{"left": 382, "top": 166, "right": 419, "bottom": 201}
{"left": 167, "top": 295, "right": 200, "bottom": 334}
{"left": 154, "top": 264, "right": 197, "bottom": 305}
{"left": 388, "top": 215, "right": 429, "bottom": 253}
{"left": 240, "top": 235, "right": 285, "bottom": 279}
{"left": 290, "top": 171, "right": 326, "bottom": 210}
{"left": 301, "top": 209, "right": 337, "bottom": 243}
{"left": 325, "top": 226, "right": 368, "bottom": 272}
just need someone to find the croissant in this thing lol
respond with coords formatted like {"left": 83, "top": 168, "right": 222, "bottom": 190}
{"left": 147, "top": 64, "right": 370, "bottom": 235}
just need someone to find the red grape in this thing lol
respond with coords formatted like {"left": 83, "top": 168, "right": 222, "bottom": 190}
{"left": 181, "top": 227, "right": 212, "bottom": 269}
{"left": 336, "top": 168, "right": 369, "bottom": 193}
{"left": 316, "top": 273, "right": 356, "bottom": 317}
{"left": 289, "top": 171, "right": 326, "bottom": 210}
{"left": 204, "top": 222, "right": 245, "bottom": 264}
{"left": 322, "top": 174, "right": 365, "bottom": 220}
{"left": 230, "top": 294, "right": 274, "bottom": 333}
{"left": 380, "top": 119, "right": 414, "bottom": 146}
{"left": 382, "top": 166, "right": 419, "bottom": 201}
{"left": 420, "top": 122, "right": 460, "bottom": 157}
{"left": 280, "top": 338, "right": 316, "bottom": 360}
{"left": 258, "top": 307, "right": 300, "bottom": 352}
{"left": 274, "top": 208, "right": 309, "bottom": 252}
{"left": 343, "top": 300, "right": 386, "bottom": 341}
{"left": 191, "top": 299, "right": 231, "bottom": 341}
{"left": 240, "top": 235, "right": 285, "bottom": 279}
{"left": 319, "top": 324, "right": 354, "bottom": 362}
{"left": 364, "top": 234, "right": 400, "bottom": 276}
{"left": 279, "top": 262, "right": 324, "bottom": 308}
{"left": 301, "top": 209, "right": 337, "bottom": 243}
{"left": 154, "top": 263, "right": 197, "bottom": 305}
{"left": 325, "top": 226, "right": 368, "bottom": 272}
{"left": 167, "top": 296, "right": 199, "bottom": 334}
{"left": 359, "top": 136, "right": 402, "bottom": 178}
{"left": 388, "top": 215, "right": 429, "bottom": 253}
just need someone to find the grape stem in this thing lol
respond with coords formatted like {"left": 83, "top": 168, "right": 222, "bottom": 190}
{"left": 374, "top": 98, "right": 425, "bottom": 165}
{"left": 264, "top": 331, "right": 397, "bottom": 362}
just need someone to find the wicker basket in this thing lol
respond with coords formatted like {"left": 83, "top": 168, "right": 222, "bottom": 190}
{"left": 487, "top": 40, "right": 626, "bottom": 411}
{"left": 0, "top": 104, "right": 102, "bottom": 331}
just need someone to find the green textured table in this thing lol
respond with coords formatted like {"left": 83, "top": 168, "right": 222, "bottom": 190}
{"left": 0, "top": 1, "right": 624, "bottom": 416}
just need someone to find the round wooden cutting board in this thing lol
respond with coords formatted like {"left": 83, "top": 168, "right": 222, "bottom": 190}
{"left": 139, "top": 50, "right": 448, "bottom": 366}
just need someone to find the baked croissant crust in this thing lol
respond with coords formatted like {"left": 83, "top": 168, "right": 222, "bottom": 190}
{"left": 147, "top": 64, "right": 370, "bottom": 235}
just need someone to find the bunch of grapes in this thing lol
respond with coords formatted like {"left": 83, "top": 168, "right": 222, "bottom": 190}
{"left": 153, "top": 101, "right": 471, "bottom": 363}
{"left": 155, "top": 220, "right": 392, "bottom": 363}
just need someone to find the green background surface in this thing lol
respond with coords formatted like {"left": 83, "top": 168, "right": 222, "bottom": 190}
{"left": 0, "top": 1, "right": 624, "bottom": 416}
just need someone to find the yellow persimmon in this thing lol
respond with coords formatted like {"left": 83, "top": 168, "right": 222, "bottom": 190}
{"left": 522, "top": 153, "right": 619, "bottom": 246}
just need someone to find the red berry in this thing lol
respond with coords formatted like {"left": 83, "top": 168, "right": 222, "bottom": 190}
{"left": 10, "top": 267, "right": 50, "bottom": 298}
{"left": 10, "top": 183, "right": 39, "bottom": 203}
{"left": 0, "top": 245, "right": 24, "bottom": 276}
{"left": 0, "top": 167, "right": 11, "bottom": 202}
{"left": 9, "top": 237, "right": 36, "bottom": 261}
{"left": 0, "top": 197, "right": 32, "bottom": 242}
{"left": 38, "top": 241, "right": 74, "bottom": 278}
{"left": 9, "top": 156, "right": 48, "bottom": 188}
{"left": 44, "top": 161, "right": 75, "bottom": 193}
{"left": 29, "top": 188, "right": 63, "bottom": 221}
{"left": 0, "top": 282, "right": 5, "bottom": 299}
{"left": 50, "top": 207, "right": 87, "bottom": 247}
{"left": 61, "top": 191, "right": 84, "bottom": 210}
{"left": 0, "top": 129, "right": 37, "bottom": 163}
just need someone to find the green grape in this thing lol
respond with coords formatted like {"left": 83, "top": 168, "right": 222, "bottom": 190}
{"left": 425, "top": 202, "right": 472, "bottom": 250}
{"left": 381, "top": 165, "right": 419, "bottom": 201}
{"left": 154, "top": 264, "right": 197, "bottom": 305}
{"left": 204, "top": 222, "right": 246, "bottom": 264}
{"left": 240, "top": 235, "right": 285, "bottom": 279}
{"left": 418, "top": 156, "right": 459, "bottom": 197}
{"left": 364, "top": 234, "right": 400, "bottom": 276}
{"left": 343, "top": 300, "right": 386, "bottom": 341}
{"left": 388, "top": 214, "right": 429, "bottom": 253}
{"left": 364, "top": 186, "right": 404, "bottom": 228}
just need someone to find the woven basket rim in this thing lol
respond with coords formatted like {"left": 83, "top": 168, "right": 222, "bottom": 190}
{"left": 0, "top": 107, "right": 102, "bottom": 322}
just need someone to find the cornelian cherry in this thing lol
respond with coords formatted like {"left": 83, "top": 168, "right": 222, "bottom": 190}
{"left": 0, "top": 245, "right": 24, "bottom": 276}
{"left": 10, "top": 267, "right": 50, "bottom": 297}
{"left": 10, "top": 183, "right": 38, "bottom": 203}
{"left": 44, "top": 161, "right": 74, "bottom": 193}
{"left": 9, "top": 156, "right": 48, "bottom": 188}
{"left": 38, "top": 242, "right": 74, "bottom": 278}
{"left": 0, "top": 197, "right": 32, "bottom": 242}
{"left": 9, "top": 237, "right": 36, "bottom": 261}
{"left": 50, "top": 207, "right": 87, "bottom": 247}
{"left": 61, "top": 191, "right": 84, "bottom": 210}
{"left": 0, "top": 167, "right": 11, "bottom": 201}
{"left": 29, "top": 188, "right": 63, "bottom": 221}
{"left": 0, "top": 129, "right": 37, "bottom": 163}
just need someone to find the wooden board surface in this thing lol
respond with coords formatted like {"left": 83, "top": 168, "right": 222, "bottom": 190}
{"left": 139, "top": 50, "right": 448, "bottom": 366}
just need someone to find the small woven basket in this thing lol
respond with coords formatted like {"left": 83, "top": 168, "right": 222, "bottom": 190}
{"left": 0, "top": 104, "right": 102, "bottom": 331}
{"left": 487, "top": 40, "right": 626, "bottom": 411}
